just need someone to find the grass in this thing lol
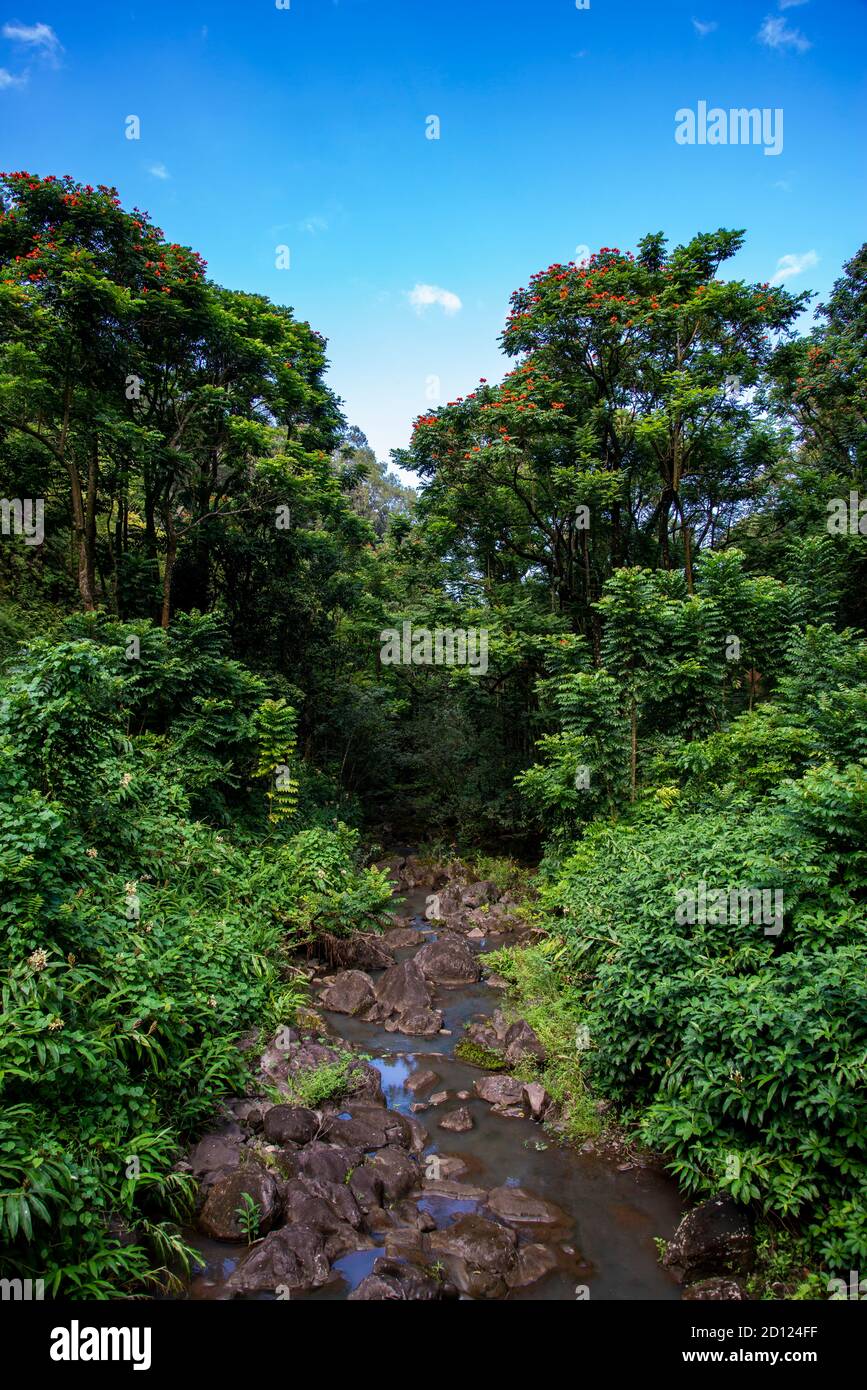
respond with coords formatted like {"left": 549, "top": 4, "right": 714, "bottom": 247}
{"left": 484, "top": 942, "right": 601, "bottom": 1141}
{"left": 289, "top": 1056, "right": 357, "bottom": 1109}
{"left": 454, "top": 1039, "right": 508, "bottom": 1070}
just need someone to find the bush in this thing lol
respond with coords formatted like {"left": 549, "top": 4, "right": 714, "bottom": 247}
{"left": 0, "top": 618, "right": 391, "bottom": 1295}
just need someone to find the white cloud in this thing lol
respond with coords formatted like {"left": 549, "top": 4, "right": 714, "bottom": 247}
{"left": 408, "top": 283, "right": 462, "bottom": 317}
{"left": 770, "top": 250, "right": 819, "bottom": 284}
{"left": 692, "top": 19, "right": 718, "bottom": 37}
{"left": 300, "top": 215, "right": 328, "bottom": 234}
{"left": 778, "top": 1, "right": 809, "bottom": 10}
{"left": 2, "top": 20, "right": 62, "bottom": 63}
{"left": 148, "top": 162, "right": 170, "bottom": 180}
{"left": 758, "top": 15, "right": 812, "bottom": 52}
{"left": 0, "top": 65, "right": 26, "bottom": 87}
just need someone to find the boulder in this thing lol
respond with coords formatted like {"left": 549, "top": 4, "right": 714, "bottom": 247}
{"left": 318, "top": 932, "right": 393, "bottom": 972}
{"left": 319, "top": 969, "right": 378, "bottom": 1017}
{"left": 295, "top": 1141, "right": 358, "bottom": 1187}
{"left": 189, "top": 1133, "right": 241, "bottom": 1180}
{"left": 262, "top": 1105, "right": 319, "bottom": 1147}
{"left": 323, "top": 1103, "right": 412, "bottom": 1152}
{"left": 663, "top": 1196, "right": 755, "bottom": 1283}
{"left": 438, "top": 1106, "right": 474, "bottom": 1133}
{"left": 296, "top": 1176, "right": 363, "bottom": 1230}
{"left": 474, "top": 1075, "right": 525, "bottom": 1108}
{"left": 486, "top": 1185, "right": 568, "bottom": 1228}
{"left": 375, "top": 958, "right": 432, "bottom": 1016}
{"left": 425, "top": 884, "right": 465, "bottom": 919}
{"left": 227, "top": 1225, "right": 330, "bottom": 1295}
{"left": 385, "top": 1006, "right": 444, "bottom": 1037}
{"left": 227, "top": 1099, "right": 273, "bottom": 1132}
{"left": 505, "top": 1243, "right": 559, "bottom": 1289}
{"left": 383, "top": 927, "right": 425, "bottom": 949}
{"left": 415, "top": 938, "right": 480, "bottom": 986}
{"left": 406, "top": 1067, "right": 440, "bottom": 1096}
{"left": 348, "top": 1166, "right": 385, "bottom": 1214}
{"left": 423, "top": 1178, "right": 489, "bottom": 1202}
{"left": 197, "top": 1166, "right": 281, "bottom": 1242}
{"left": 429, "top": 1215, "right": 518, "bottom": 1298}
{"left": 523, "top": 1082, "right": 552, "bottom": 1121}
{"left": 349, "top": 1257, "right": 442, "bottom": 1301}
{"left": 426, "top": 1153, "right": 472, "bottom": 1182}
{"left": 282, "top": 1179, "right": 362, "bottom": 1243}
{"left": 504, "top": 1019, "right": 546, "bottom": 1066}
{"left": 366, "top": 1146, "right": 420, "bottom": 1201}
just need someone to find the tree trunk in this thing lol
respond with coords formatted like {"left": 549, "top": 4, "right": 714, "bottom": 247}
{"left": 67, "top": 454, "right": 95, "bottom": 611}
{"left": 161, "top": 509, "right": 177, "bottom": 629}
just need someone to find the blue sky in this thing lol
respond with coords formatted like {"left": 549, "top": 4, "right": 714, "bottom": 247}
{"left": 1, "top": 0, "right": 865, "bottom": 472}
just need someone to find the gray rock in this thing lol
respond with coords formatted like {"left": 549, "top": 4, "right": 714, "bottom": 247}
{"left": 366, "top": 1146, "right": 420, "bottom": 1201}
{"left": 429, "top": 1215, "right": 518, "bottom": 1298}
{"left": 438, "top": 1106, "right": 474, "bottom": 1133}
{"left": 197, "top": 1166, "right": 281, "bottom": 1242}
{"left": 227, "top": 1224, "right": 330, "bottom": 1295}
{"left": 504, "top": 1019, "right": 546, "bottom": 1066}
{"left": 415, "top": 938, "right": 480, "bottom": 986}
{"left": 664, "top": 1196, "right": 756, "bottom": 1282}
{"left": 262, "top": 1105, "right": 319, "bottom": 1146}
{"left": 406, "top": 1068, "right": 440, "bottom": 1095}
{"left": 486, "top": 1185, "right": 568, "bottom": 1228}
{"left": 319, "top": 969, "right": 378, "bottom": 1017}
{"left": 189, "top": 1133, "right": 241, "bottom": 1179}
{"left": 505, "top": 1243, "right": 559, "bottom": 1289}
{"left": 474, "top": 1075, "right": 525, "bottom": 1108}
{"left": 375, "top": 958, "right": 433, "bottom": 1016}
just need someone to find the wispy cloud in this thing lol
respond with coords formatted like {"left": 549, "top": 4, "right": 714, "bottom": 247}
{"left": 758, "top": 15, "right": 812, "bottom": 53}
{"left": 300, "top": 215, "right": 328, "bottom": 235}
{"left": 2, "top": 20, "right": 62, "bottom": 64}
{"left": 692, "top": 19, "right": 718, "bottom": 37}
{"left": 147, "top": 162, "right": 170, "bottom": 180}
{"left": 778, "top": 0, "right": 809, "bottom": 10}
{"left": 408, "top": 283, "right": 462, "bottom": 317}
{"left": 0, "top": 65, "right": 26, "bottom": 87}
{"left": 771, "top": 250, "right": 819, "bottom": 284}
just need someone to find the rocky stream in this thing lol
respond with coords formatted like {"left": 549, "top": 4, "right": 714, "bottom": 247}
{"left": 183, "top": 854, "right": 754, "bottom": 1301}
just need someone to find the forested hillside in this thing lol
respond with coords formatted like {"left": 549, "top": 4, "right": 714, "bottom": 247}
{"left": 1, "top": 172, "right": 865, "bottom": 1297}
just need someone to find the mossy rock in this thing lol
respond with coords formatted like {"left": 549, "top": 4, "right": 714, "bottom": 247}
{"left": 454, "top": 1039, "right": 507, "bottom": 1070}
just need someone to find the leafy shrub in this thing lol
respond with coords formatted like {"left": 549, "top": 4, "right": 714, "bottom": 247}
{"left": 0, "top": 619, "right": 391, "bottom": 1295}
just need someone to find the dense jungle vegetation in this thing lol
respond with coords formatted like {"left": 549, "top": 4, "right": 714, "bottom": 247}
{"left": 1, "top": 172, "right": 865, "bottom": 1294}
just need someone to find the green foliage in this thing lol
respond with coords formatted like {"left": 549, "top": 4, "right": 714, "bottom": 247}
{"left": 0, "top": 618, "right": 389, "bottom": 1295}
{"left": 484, "top": 943, "right": 601, "bottom": 1139}
{"left": 235, "top": 1193, "right": 261, "bottom": 1244}
{"left": 254, "top": 698, "right": 299, "bottom": 823}
{"left": 454, "top": 1039, "right": 508, "bottom": 1071}
{"left": 289, "top": 1056, "right": 355, "bottom": 1108}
